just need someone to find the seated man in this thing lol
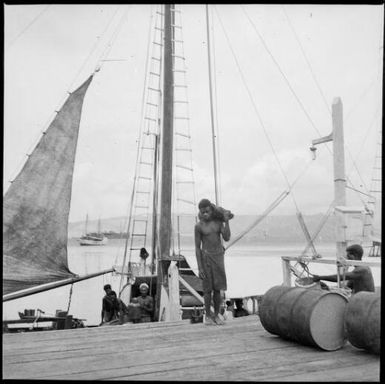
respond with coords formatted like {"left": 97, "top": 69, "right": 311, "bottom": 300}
{"left": 101, "top": 284, "right": 119, "bottom": 324}
{"left": 101, "top": 285, "right": 129, "bottom": 325}
{"left": 311, "top": 244, "right": 375, "bottom": 294}
{"left": 234, "top": 299, "right": 249, "bottom": 317}
{"left": 135, "top": 283, "right": 154, "bottom": 323}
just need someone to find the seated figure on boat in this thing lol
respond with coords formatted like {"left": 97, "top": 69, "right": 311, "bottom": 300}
{"left": 101, "top": 284, "right": 129, "bottom": 325}
{"left": 310, "top": 244, "right": 375, "bottom": 294}
{"left": 234, "top": 299, "right": 250, "bottom": 318}
{"left": 132, "top": 283, "right": 154, "bottom": 323}
{"left": 195, "top": 198, "right": 232, "bottom": 326}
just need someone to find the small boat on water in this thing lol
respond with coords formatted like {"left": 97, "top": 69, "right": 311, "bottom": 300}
{"left": 79, "top": 215, "right": 108, "bottom": 246}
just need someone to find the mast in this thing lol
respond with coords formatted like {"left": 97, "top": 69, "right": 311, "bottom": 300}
{"left": 205, "top": 5, "right": 220, "bottom": 205}
{"left": 156, "top": 3, "right": 175, "bottom": 314}
{"left": 311, "top": 97, "right": 346, "bottom": 286}
{"left": 150, "top": 134, "right": 160, "bottom": 274}
{"left": 84, "top": 213, "right": 89, "bottom": 235}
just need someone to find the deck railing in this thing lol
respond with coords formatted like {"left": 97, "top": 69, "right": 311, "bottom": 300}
{"left": 281, "top": 256, "right": 381, "bottom": 287}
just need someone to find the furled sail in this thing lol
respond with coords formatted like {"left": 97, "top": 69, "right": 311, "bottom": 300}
{"left": 3, "top": 76, "right": 93, "bottom": 296}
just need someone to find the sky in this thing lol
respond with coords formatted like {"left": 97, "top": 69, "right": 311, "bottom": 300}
{"left": 3, "top": 4, "right": 383, "bottom": 224}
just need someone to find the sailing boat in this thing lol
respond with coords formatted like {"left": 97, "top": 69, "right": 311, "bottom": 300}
{"left": 3, "top": 5, "right": 382, "bottom": 322}
{"left": 3, "top": 4, "right": 204, "bottom": 322}
{"left": 79, "top": 215, "right": 108, "bottom": 246}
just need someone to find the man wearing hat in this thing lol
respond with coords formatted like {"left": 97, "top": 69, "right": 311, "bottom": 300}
{"left": 311, "top": 244, "right": 375, "bottom": 294}
{"left": 136, "top": 283, "right": 154, "bottom": 322}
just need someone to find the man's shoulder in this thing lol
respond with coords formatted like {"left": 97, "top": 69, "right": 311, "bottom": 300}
{"left": 352, "top": 265, "right": 372, "bottom": 274}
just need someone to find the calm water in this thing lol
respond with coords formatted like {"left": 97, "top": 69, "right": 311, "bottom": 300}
{"left": 3, "top": 240, "right": 381, "bottom": 326}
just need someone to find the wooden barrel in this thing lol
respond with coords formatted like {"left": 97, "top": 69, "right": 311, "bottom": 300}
{"left": 344, "top": 291, "right": 380, "bottom": 354}
{"left": 259, "top": 285, "right": 348, "bottom": 351}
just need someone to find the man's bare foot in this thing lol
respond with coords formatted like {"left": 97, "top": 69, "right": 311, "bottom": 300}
{"left": 204, "top": 316, "right": 216, "bottom": 325}
{"left": 214, "top": 315, "right": 225, "bottom": 325}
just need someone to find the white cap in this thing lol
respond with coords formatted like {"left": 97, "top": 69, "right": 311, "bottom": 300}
{"left": 139, "top": 283, "right": 149, "bottom": 290}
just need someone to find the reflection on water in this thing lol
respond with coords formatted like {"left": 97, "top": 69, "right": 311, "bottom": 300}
{"left": 3, "top": 239, "right": 381, "bottom": 326}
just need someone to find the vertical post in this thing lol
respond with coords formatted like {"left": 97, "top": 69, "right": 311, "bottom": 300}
{"left": 332, "top": 98, "right": 347, "bottom": 285}
{"left": 168, "top": 262, "right": 181, "bottom": 321}
{"left": 158, "top": 3, "right": 174, "bottom": 270}
{"left": 155, "top": 4, "right": 175, "bottom": 321}
{"left": 281, "top": 258, "right": 292, "bottom": 287}
{"left": 150, "top": 134, "right": 159, "bottom": 274}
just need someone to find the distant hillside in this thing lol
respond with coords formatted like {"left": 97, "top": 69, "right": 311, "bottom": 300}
{"left": 69, "top": 214, "right": 337, "bottom": 244}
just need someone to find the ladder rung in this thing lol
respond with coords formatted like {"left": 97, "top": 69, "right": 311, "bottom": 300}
{"left": 174, "top": 84, "right": 188, "bottom": 88}
{"left": 135, "top": 205, "right": 149, "bottom": 209}
{"left": 156, "top": 11, "right": 164, "bottom": 15}
{"left": 132, "top": 233, "right": 146, "bottom": 237}
{"left": 146, "top": 102, "right": 158, "bottom": 107}
{"left": 153, "top": 42, "right": 163, "bottom": 47}
{"left": 136, "top": 191, "right": 150, "bottom": 194}
{"left": 177, "top": 198, "right": 195, "bottom": 205}
{"left": 174, "top": 100, "right": 188, "bottom": 104}
{"left": 155, "top": 27, "right": 163, "bottom": 31}
{"left": 139, "top": 161, "right": 153, "bottom": 166}
{"left": 176, "top": 164, "right": 193, "bottom": 171}
{"left": 372, "top": 178, "right": 381, "bottom": 181}
{"left": 172, "top": 39, "right": 183, "bottom": 43}
{"left": 172, "top": 54, "right": 185, "bottom": 60}
{"left": 176, "top": 181, "right": 194, "bottom": 184}
{"left": 175, "top": 148, "right": 192, "bottom": 152}
{"left": 145, "top": 117, "right": 157, "bottom": 122}
{"left": 174, "top": 116, "right": 189, "bottom": 120}
{"left": 134, "top": 219, "right": 148, "bottom": 222}
{"left": 138, "top": 176, "right": 151, "bottom": 180}
{"left": 175, "top": 132, "right": 190, "bottom": 138}
{"left": 179, "top": 268, "right": 193, "bottom": 271}
{"left": 171, "top": 25, "right": 182, "bottom": 29}
{"left": 149, "top": 71, "right": 160, "bottom": 76}
{"left": 141, "top": 146, "right": 155, "bottom": 150}
{"left": 151, "top": 57, "right": 161, "bottom": 62}
{"left": 148, "top": 87, "right": 161, "bottom": 92}
{"left": 173, "top": 69, "right": 186, "bottom": 73}
{"left": 369, "top": 190, "right": 381, "bottom": 193}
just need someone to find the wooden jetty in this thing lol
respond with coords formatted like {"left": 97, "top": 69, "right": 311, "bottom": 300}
{"left": 2, "top": 315, "right": 380, "bottom": 381}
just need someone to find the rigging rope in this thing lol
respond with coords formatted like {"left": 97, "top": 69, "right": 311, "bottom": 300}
{"left": 66, "top": 283, "right": 74, "bottom": 313}
{"left": 225, "top": 190, "right": 290, "bottom": 249}
{"left": 210, "top": 8, "right": 223, "bottom": 205}
{"left": 118, "top": 4, "right": 156, "bottom": 295}
{"left": 206, "top": 5, "right": 220, "bottom": 205}
{"left": 281, "top": 6, "right": 331, "bottom": 117}
{"left": 215, "top": 6, "right": 320, "bottom": 248}
{"left": 6, "top": 6, "right": 123, "bottom": 188}
{"left": 240, "top": 5, "right": 325, "bottom": 140}
{"left": 301, "top": 202, "right": 334, "bottom": 256}
{"left": 6, "top": 5, "right": 51, "bottom": 51}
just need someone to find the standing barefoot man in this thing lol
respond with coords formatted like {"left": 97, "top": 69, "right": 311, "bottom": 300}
{"left": 195, "top": 198, "right": 232, "bottom": 325}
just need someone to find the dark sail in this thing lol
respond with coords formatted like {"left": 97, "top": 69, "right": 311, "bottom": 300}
{"left": 3, "top": 76, "right": 93, "bottom": 296}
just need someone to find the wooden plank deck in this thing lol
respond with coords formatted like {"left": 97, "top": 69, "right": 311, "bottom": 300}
{"left": 2, "top": 315, "right": 380, "bottom": 381}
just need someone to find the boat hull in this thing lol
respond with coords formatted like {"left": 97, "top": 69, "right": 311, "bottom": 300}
{"left": 79, "top": 237, "right": 108, "bottom": 246}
